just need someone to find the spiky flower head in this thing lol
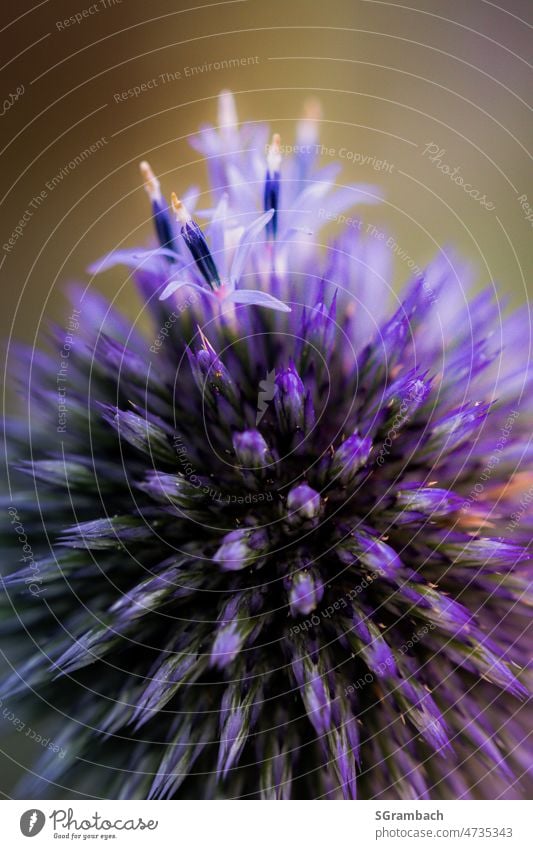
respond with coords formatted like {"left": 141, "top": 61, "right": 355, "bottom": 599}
{"left": 2, "top": 92, "right": 532, "bottom": 800}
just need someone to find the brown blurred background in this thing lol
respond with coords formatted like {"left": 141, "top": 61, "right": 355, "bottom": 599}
{"left": 1, "top": 0, "right": 531, "bottom": 357}
{"left": 0, "top": 0, "right": 531, "bottom": 797}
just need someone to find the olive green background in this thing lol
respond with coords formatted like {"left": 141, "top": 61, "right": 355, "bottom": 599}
{"left": 1, "top": 0, "right": 531, "bottom": 354}
{"left": 0, "top": 0, "right": 531, "bottom": 796}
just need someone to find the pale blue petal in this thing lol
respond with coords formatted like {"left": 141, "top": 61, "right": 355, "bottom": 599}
{"left": 230, "top": 209, "right": 275, "bottom": 286}
{"left": 226, "top": 289, "right": 291, "bottom": 312}
{"left": 208, "top": 193, "right": 229, "bottom": 279}
{"left": 158, "top": 280, "right": 209, "bottom": 302}
{"left": 226, "top": 163, "right": 259, "bottom": 211}
{"left": 88, "top": 248, "right": 179, "bottom": 276}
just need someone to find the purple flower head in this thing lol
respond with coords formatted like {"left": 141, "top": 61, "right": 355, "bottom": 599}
{"left": 286, "top": 567, "right": 325, "bottom": 616}
{"left": 211, "top": 622, "right": 243, "bottom": 669}
{"left": 330, "top": 431, "right": 373, "bottom": 486}
{"left": 286, "top": 483, "right": 323, "bottom": 529}
{"left": 1, "top": 92, "right": 531, "bottom": 802}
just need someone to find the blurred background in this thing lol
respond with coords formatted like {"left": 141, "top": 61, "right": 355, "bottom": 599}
{"left": 0, "top": 0, "right": 531, "bottom": 794}
{"left": 1, "top": 0, "right": 531, "bottom": 351}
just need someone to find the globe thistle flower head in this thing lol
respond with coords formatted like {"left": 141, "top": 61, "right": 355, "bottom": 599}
{"left": 2, "top": 91, "right": 532, "bottom": 801}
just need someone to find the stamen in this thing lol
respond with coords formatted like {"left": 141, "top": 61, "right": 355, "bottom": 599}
{"left": 219, "top": 89, "right": 238, "bottom": 132}
{"left": 304, "top": 97, "right": 322, "bottom": 122}
{"left": 264, "top": 134, "right": 281, "bottom": 239}
{"left": 171, "top": 192, "right": 221, "bottom": 289}
{"left": 298, "top": 98, "right": 322, "bottom": 146}
{"left": 197, "top": 325, "right": 217, "bottom": 355}
{"left": 171, "top": 191, "right": 192, "bottom": 226}
{"left": 140, "top": 160, "right": 162, "bottom": 203}
{"left": 140, "top": 161, "right": 175, "bottom": 252}
{"left": 267, "top": 133, "right": 282, "bottom": 175}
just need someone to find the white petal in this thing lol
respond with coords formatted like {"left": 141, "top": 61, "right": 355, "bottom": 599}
{"left": 226, "top": 289, "right": 291, "bottom": 312}
{"left": 158, "top": 280, "right": 208, "bottom": 301}
{"left": 230, "top": 209, "right": 275, "bottom": 286}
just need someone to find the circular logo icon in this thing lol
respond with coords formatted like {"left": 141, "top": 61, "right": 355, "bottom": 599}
{"left": 20, "top": 810, "right": 46, "bottom": 837}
